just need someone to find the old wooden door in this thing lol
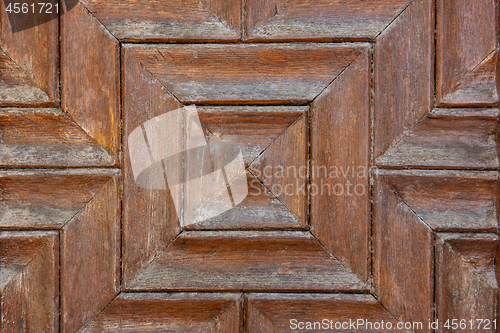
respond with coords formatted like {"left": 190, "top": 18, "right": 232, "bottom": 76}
{"left": 1, "top": 0, "right": 499, "bottom": 331}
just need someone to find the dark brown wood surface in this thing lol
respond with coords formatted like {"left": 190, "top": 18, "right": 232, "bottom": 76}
{"left": 310, "top": 46, "right": 371, "bottom": 283}
{"left": 80, "top": 0, "right": 242, "bottom": 42}
{"left": 246, "top": 294, "right": 402, "bottom": 332}
{"left": 373, "top": 173, "right": 434, "bottom": 331}
{"left": 60, "top": 172, "right": 120, "bottom": 332}
{"left": 0, "top": 108, "right": 115, "bottom": 167}
{"left": 0, "top": 0, "right": 59, "bottom": 106}
{"left": 436, "top": 0, "right": 498, "bottom": 106}
{"left": 0, "top": 231, "right": 59, "bottom": 332}
{"left": 245, "top": 0, "right": 412, "bottom": 42}
{"left": 61, "top": 0, "right": 120, "bottom": 163}
{"left": 373, "top": 0, "right": 433, "bottom": 158}
{"left": 379, "top": 170, "right": 498, "bottom": 232}
{"left": 0, "top": 50, "right": 52, "bottom": 106}
{"left": 376, "top": 109, "right": 499, "bottom": 169}
{"left": 435, "top": 233, "right": 498, "bottom": 332}
{"left": 122, "top": 47, "right": 182, "bottom": 287}
{"left": 84, "top": 293, "right": 243, "bottom": 332}
{"left": 1, "top": 0, "right": 499, "bottom": 331}
{"left": 127, "top": 231, "right": 367, "bottom": 292}
{"left": 124, "top": 44, "right": 363, "bottom": 104}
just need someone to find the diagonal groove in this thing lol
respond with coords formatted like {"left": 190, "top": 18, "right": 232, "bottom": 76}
{"left": 58, "top": 174, "right": 115, "bottom": 230}
{"left": 250, "top": 0, "right": 295, "bottom": 34}
{"left": 441, "top": 235, "right": 498, "bottom": 289}
{"left": 245, "top": 170, "right": 300, "bottom": 225}
{"left": 247, "top": 113, "right": 304, "bottom": 166}
{"left": 372, "top": 0, "right": 417, "bottom": 41}
{"left": 375, "top": 107, "right": 432, "bottom": 162}
{"left": 80, "top": 292, "right": 122, "bottom": 332}
{"left": 138, "top": 61, "right": 183, "bottom": 106}
{"left": 127, "top": 230, "right": 183, "bottom": 288}
{"left": 370, "top": 294, "right": 407, "bottom": 326}
{"left": 380, "top": 177, "right": 434, "bottom": 232}
{"left": 0, "top": 236, "right": 51, "bottom": 286}
{"left": 311, "top": 49, "right": 365, "bottom": 104}
{"left": 250, "top": 303, "right": 287, "bottom": 333}
{"left": 74, "top": 1, "right": 120, "bottom": 44}
{"left": 37, "top": 109, "right": 112, "bottom": 162}
{"left": 308, "top": 230, "right": 366, "bottom": 287}
{"left": 447, "top": 48, "right": 498, "bottom": 95}
{"left": 212, "top": 296, "right": 241, "bottom": 325}
{"left": 199, "top": 0, "right": 238, "bottom": 33}
{"left": 18, "top": 110, "right": 111, "bottom": 159}
{"left": 0, "top": 48, "right": 51, "bottom": 99}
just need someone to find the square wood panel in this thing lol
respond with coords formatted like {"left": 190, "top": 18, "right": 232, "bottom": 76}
{"left": 121, "top": 43, "right": 370, "bottom": 293}
{"left": 1, "top": 0, "right": 499, "bottom": 331}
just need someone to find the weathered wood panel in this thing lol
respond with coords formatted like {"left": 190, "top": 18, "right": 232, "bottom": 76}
{"left": 122, "top": 48, "right": 182, "bottom": 286}
{"left": 186, "top": 173, "right": 305, "bottom": 230}
{"left": 377, "top": 109, "right": 499, "bottom": 169}
{"left": 84, "top": 293, "right": 243, "bottom": 332}
{"left": 0, "top": 231, "right": 59, "bottom": 332}
{"left": 435, "top": 233, "right": 498, "bottom": 333}
{"left": 61, "top": 0, "right": 120, "bottom": 163}
{"left": 0, "top": 169, "right": 111, "bottom": 229}
{"left": 60, "top": 172, "right": 120, "bottom": 333}
{"left": 373, "top": 173, "right": 434, "bottom": 332}
{"left": 246, "top": 294, "right": 402, "bottom": 332}
{"left": 250, "top": 114, "right": 308, "bottom": 226}
{"left": 80, "top": 0, "right": 242, "bottom": 42}
{"left": 246, "top": 0, "right": 412, "bottom": 42}
{"left": 125, "top": 44, "right": 363, "bottom": 104}
{"left": 379, "top": 170, "right": 498, "bottom": 232}
{"left": 128, "top": 231, "right": 367, "bottom": 292}
{"left": 310, "top": 47, "right": 371, "bottom": 283}
{"left": 198, "top": 106, "right": 305, "bottom": 165}
{"left": 0, "top": 0, "right": 58, "bottom": 105}
{"left": 0, "top": 50, "right": 52, "bottom": 106}
{"left": 373, "top": 0, "right": 433, "bottom": 158}
{"left": 436, "top": 0, "right": 498, "bottom": 106}
{"left": 0, "top": 108, "right": 114, "bottom": 167}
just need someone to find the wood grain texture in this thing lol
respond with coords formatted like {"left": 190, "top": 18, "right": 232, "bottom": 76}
{"left": 379, "top": 170, "right": 498, "bottom": 233}
{"left": 80, "top": 0, "right": 241, "bottom": 42}
{"left": 61, "top": 0, "right": 120, "bottom": 163}
{"left": 249, "top": 114, "right": 308, "bottom": 226}
{"left": 246, "top": 0, "right": 412, "bottom": 42}
{"left": 246, "top": 294, "right": 401, "bottom": 332}
{"left": 310, "top": 48, "right": 370, "bottom": 283}
{"left": 0, "top": 0, "right": 58, "bottom": 104}
{"left": 198, "top": 106, "right": 305, "bottom": 165}
{"left": 435, "top": 233, "right": 498, "bottom": 332}
{"left": 61, "top": 172, "right": 120, "bottom": 333}
{"left": 84, "top": 293, "right": 243, "bottom": 332}
{"left": 0, "top": 108, "right": 115, "bottom": 167}
{"left": 122, "top": 48, "right": 182, "bottom": 286}
{"left": 128, "top": 231, "right": 367, "bottom": 292}
{"left": 373, "top": 0, "right": 433, "bottom": 158}
{"left": 0, "top": 49, "right": 52, "bottom": 106}
{"left": 436, "top": 0, "right": 498, "bottom": 106}
{"left": 0, "top": 231, "right": 58, "bottom": 332}
{"left": 126, "top": 43, "right": 363, "bottom": 104}
{"left": 373, "top": 173, "right": 434, "bottom": 331}
{"left": 0, "top": 169, "right": 112, "bottom": 229}
{"left": 186, "top": 173, "right": 304, "bottom": 230}
{"left": 376, "top": 109, "right": 500, "bottom": 169}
